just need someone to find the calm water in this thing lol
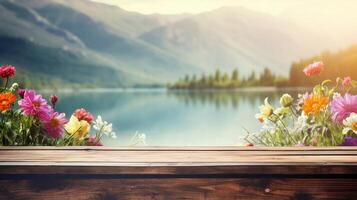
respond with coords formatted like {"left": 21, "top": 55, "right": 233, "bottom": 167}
{"left": 54, "top": 88, "right": 303, "bottom": 146}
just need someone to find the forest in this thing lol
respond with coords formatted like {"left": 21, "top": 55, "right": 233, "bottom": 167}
{"left": 289, "top": 44, "right": 357, "bottom": 87}
{"left": 167, "top": 68, "right": 288, "bottom": 89}
{"left": 169, "top": 44, "right": 357, "bottom": 89}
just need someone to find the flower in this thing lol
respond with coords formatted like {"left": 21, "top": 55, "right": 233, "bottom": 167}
{"left": 333, "top": 92, "right": 341, "bottom": 99}
{"left": 280, "top": 94, "right": 294, "bottom": 107}
{"left": 86, "top": 136, "right": 103, "bottom": 146}
{"left": 297, "top": 92, "right": 310, "bottom": 109}
{"left": 0, "top": 65, "right": 15, "bottom": 78}
{"left": 73, "top": 108, "right": 93, "bottom": 124}
{"left": 330, "top": 94, "right": 357, "bottom": 123}
{"left": 343, "top": 113, "right": 357, "bottom": 135}
{"left": 342, "top": 76, "right": 352, "bottom": 88}
{"left": 303, "top": 61, "right": 323, "bottom": 76}
{"left": 341, "top": 137, "right": 357, "bottom": 146}
{"left": 292, "top": 114, "right": 308, "bottom": 132}
{"left": 93, "top": 116, "right": 116, "bottom": 138}
{"left": 64, "top": 115, "right": 90, "bottom": 139}
{"left": 0, "top": 93, "right": 16, "bottom": 111}
{"left": 255, "top": 98, "right": 273, "bottom": 123}
{"left": 43, "top": 112, "right": 68, "bottom": 138}
{"left": 50, "top": 95, "right": 58, "bottom": 107}
{"left": 302, "top": 94, "right": 328, "bottom": 115}
{"left": 131, "top": 131, "right": 146, "bottom": 145}
{"left": 9, "top": 83, "right": 18, "bottom": 92}
{"left": 18, "top": 90, "right": 51, "bottom": 119}
{"left": 18, "top": 89, "right": 25, "bottom": 99}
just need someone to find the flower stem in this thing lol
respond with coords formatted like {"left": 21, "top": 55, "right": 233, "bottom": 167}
{"left": 4, "top": 77, "right": 8, "bottom": 89}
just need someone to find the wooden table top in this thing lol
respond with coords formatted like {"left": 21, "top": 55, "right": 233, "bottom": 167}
{"left": 1, "top": 147, "right": 357, "bottom": 175}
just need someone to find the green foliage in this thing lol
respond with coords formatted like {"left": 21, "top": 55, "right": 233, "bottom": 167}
{"left": 168, "top": 68, "right": 288, "bottom": 89}
{"left": 245, "top": 79, "right": 357, "bottom": 147}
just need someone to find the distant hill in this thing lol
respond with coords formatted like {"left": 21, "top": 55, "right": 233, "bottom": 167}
{"left": 290, "top": 45, "right": 357, "bottom": 87}
{"left": 0, "top": 0, "right": 356, "bottom": 88}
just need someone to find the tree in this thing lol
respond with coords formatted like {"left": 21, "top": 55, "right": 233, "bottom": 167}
{"left": 214, "top": 69, "right": 221, "bottom": 82}
{"left": 259, "top": 67, "right": 275, "bottom": 86}
{"left": 231, "top": 69, "right": 239, "bottom": 82}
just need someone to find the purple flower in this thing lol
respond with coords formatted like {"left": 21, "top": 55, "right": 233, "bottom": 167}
{"left": 18, "top": 90, "right": 52, "bottom": 120}
{"left": 42, "top": 112, "right": 68, "bottom": 138}
{"left": 330, "top": 94, "right": 357, "bottom": 123}
{"left": 341, "top": 137, "right": 357, "bottom": 146}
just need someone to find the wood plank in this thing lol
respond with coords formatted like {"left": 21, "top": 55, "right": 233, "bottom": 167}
{"left": 1, "top": 178, "right": 356, "bottom": 200}
{"left": 1, "top": 147, "right": 357, "bottom": 175}
{"left": 1, "top": 146, "right": 357, "bottom": 151}
{"left": 1, "top": 150, "right": 357, "bottom": 163}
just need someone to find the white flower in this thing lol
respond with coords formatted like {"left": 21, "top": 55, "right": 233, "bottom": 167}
{"left": 131, "top": 131, "right": 146, "bottom": 145}
{"left": 333, "top": 92, "right": 341, "bottom": 99}
{"left": 343, "top": 113, "right": 357, "bottom": 134}
{"left": 9, "top": 83, "right": 19, "bottom": 92}
{"left": 291, "top": 113, "right": 308, "bottom": 132}
{"left": 261, "top": 120, "right": 275, "bottom": 133}
{"left": 93, "top": 115, "right": 117, "bottom": 139}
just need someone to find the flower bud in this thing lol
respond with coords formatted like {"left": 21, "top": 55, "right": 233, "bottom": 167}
{"left": 342, "top": 76, "right": 351, "bottom": 88}
{"left": 50, "top": 95, "right": 58, "bottom": 107}
{"left": 310, "top": 138, "right": 318, "bottom": 146}
{"left": 17, "top": 88, "right": 25, "bottom": 99}
{"left": 280, "top": 94, "right": 294, "bottom": 107}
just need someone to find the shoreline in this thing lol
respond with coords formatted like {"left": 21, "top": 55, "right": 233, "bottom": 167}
{"left": 40, "top": 86, "right": 311, "bottom": 94}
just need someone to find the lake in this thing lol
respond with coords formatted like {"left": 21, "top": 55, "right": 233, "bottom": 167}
{"left": 54, "top": 88, "right": 304, "bottom": 146}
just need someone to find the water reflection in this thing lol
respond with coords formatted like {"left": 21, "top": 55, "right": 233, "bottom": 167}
{"left": 54, "top": 88, "right": 305, "bottom": 146}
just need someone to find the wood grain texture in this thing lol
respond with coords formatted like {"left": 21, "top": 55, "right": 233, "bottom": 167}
{"left": 1, "top": 178, "right": 356, "bottom": 200}
{"left": 1, "top": 147, "right": 357, "bottom": 199}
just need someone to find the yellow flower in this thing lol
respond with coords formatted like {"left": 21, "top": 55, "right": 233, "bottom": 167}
{"left": 302, "top": 95, "right": 328, "bottom": 115}
{"left": 280, "top": 93, "right": 294, "bottom": 107}
{"left": 255, "top": 98, "right": 273, "bottom": 123}
{"left": 64, "top": 115, "right": 90, "bottom": 139}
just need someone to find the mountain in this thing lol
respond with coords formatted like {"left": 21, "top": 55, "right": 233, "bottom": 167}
{"left": 0, "top": 0, "right": 197, "bottom": 88}
{"left": 0, "top": 0, "right": 353, "bottom": 88}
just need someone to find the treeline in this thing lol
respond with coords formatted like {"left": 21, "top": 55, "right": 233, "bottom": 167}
{"left": 290, "top": 45, "right": 357, "bottom": 87}
{"left": 168, "top": 68, "right": 288, "bottom": 89}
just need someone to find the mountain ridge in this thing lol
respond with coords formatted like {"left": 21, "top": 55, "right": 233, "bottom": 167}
{"left": 0, "top": 0, "right": 355, "bottom": 88}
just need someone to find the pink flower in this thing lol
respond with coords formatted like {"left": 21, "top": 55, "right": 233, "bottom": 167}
{"left": 330, "top": 93, "right": 357, "bottom": 123}
{"left": 86, "top": 136, "right": 103, "bottom": 146}
{"left": 50, "top": 95, "right": 58, "bottom": 107}
{"left": 18, "top": 90, "right": 52, "bottom": 119}
{"left": 342, "top": 76, "right": 352, "bottom": 88}
{"left": 0, "top": 65, "right": 15, "bottom": 78}
{"left": 43, "top": 112, "right": 68, "bottom": 138}
{"left": 73, "top": 108, "right": 93, "bottom": 124}
{"left": 303, "top": 61, "right": 323, "bottom": 76}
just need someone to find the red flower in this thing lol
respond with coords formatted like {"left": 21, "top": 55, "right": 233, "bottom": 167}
{"left": 303, "top": 61, "right": 323, "bottom": 76}
{"left": 50, "top": 95, "right": 58, "bottom": 107}
{"left": 0, "top": 65, "right": 16, "bottom": 78}
{"left": 18, "top": 89, "right": 25, "bottom": 99}
{"left": 73, "top": 108, "right": 94, "bottom": 124}
{"left": 86, "top": 136, "right": 103, "bottom": 146}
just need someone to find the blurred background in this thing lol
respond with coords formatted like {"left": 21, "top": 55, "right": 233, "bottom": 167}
{"left": 0, "top": 0, "right": 356, "bottom": 146}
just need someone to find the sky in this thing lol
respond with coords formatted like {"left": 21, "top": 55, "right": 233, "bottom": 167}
{"left": 89, "top": 0, "right": 308, "bottom": 15}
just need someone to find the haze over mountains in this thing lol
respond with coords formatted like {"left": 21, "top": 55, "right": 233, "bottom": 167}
{"left": 0, "top": 0, "right": 356, "bottom": 87}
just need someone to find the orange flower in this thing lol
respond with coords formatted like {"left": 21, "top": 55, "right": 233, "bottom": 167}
{"left": 302, "top": 94, "right": 328, "bottom": 115}
{"left": 0, "top": 92, "right": 16, "bottom": 111}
